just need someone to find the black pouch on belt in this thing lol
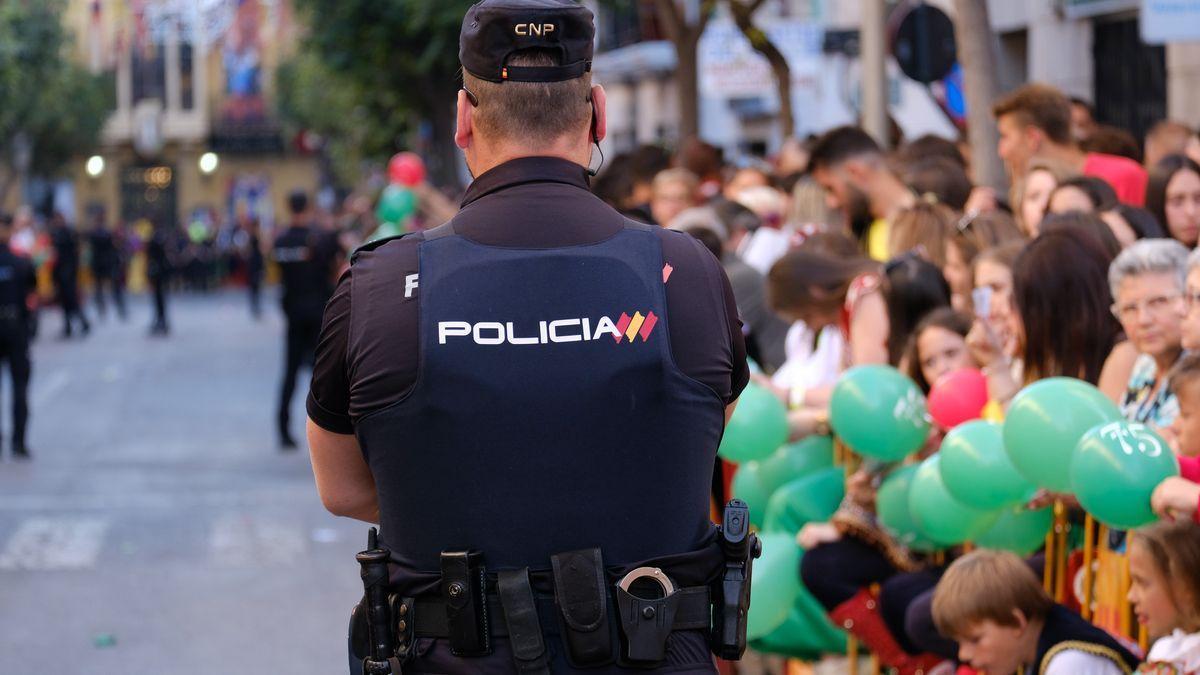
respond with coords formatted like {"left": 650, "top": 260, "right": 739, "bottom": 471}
{"left": 441, "top": 550, "right": 491, "bottom": 656}
{"left": 550, "top": 548, "right": 614, "bottom": 667}
{"left": 614, "top": 578, "right": 681, "bottom": 666}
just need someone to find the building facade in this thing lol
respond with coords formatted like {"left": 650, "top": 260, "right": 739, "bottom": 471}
{"left": 62, "top": 0, "right": 317, "bottom": 232}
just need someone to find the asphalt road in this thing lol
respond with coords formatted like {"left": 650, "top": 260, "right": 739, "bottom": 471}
{"left": 0, "top": 289, "right": 365, "bottom": 674}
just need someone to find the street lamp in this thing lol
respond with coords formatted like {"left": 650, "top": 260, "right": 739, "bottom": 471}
{"left": 199, "top": 151, "right": 219, "bottom": 175}
{"left": 86, "top": 155, "right": 105, "bottom": 178}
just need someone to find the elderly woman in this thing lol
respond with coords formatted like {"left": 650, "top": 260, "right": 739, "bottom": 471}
{"left": 1108, "top": 239, "right": 1190, "bottom": 429}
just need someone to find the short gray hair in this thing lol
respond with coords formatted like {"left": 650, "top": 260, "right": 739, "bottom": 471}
{"left": 1108, "top": 238, "right": 1190, "bottom": 298}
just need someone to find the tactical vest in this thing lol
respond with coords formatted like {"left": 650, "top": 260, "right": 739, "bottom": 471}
{"left": 353, "top": 219, "right": 727, "bottom": 575}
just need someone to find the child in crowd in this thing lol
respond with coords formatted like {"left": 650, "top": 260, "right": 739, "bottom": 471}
{"left": 932, "top": 549, "right": 1139, "bottom": 674}
{"left": 905, "top": 307, "right": 975, "bottom": 393}
{"left": 1129, "top": 520, "right": 1200, "bottom": 674}
{"left": 1153, "top": 353, "right": 1200, "bottom": 523}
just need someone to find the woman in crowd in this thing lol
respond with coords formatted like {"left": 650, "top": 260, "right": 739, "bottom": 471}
{"left": 1013, "top": 226, "right": 1122, "bottom": 386}
{"left": 1015, "top": 158, "right": 1076, "bottom": 236}
{"left": 1105, "top": 239, "right": 1189, "bottom": 430}
{"left": 967, "top": 241, "right": 1027, "bottom": 406}
{"left": 1148, "top": 155, "right": 1200, "bottom": 248}
{"left": 889, "top": 202, "right": 1025, "bottom": 313}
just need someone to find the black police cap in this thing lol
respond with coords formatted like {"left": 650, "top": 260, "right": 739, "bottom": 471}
{"left": 460, "top": 0, "right": 594, "bottom": 83}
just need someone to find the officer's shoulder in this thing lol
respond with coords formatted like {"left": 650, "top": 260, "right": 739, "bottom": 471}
{"left": 350, "top": 231, "right": 421, "bottom": 265}
{"left": 647, "top": 222, "right": 721, "bottom": 266}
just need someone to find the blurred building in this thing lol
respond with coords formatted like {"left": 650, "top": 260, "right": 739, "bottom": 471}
{"left": 591, "top": 0, "right": 1200, "bottom": 159}
{"left": 61, "top": 0, "right": 318, "bottom": 231}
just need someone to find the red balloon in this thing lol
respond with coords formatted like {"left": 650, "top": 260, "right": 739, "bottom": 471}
{"left": 388, "top": 152, "right": 426, "bottom": 187}
{"left": 927, "top": 368, "right": 989, "bottom": 430}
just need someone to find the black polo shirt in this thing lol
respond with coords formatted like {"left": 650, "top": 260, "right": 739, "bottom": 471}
{"left": 307, "top": 156, "right": 748, "bottom": 433}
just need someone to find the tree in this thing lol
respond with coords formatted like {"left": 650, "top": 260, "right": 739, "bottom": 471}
{"left": 276, "top": 52, "right": 370, "bottom": 186}
{"left": 291, "top": 0, "right": 473, "bottom": 187}
{"left": 651, "top": 0, "right": 719, "bottom": 143}
{"left": 728, "top": 0, "right": 793, "bottom": 139}
{"left": 0, "top": 0, "right": 111, "bottom": 203}
{"left": 952, "top": 0, "right": 1006, "bottom": 192}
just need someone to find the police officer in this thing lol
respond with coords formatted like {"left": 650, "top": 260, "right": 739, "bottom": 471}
{"left": 307, "top": 2, "right": 751, "bottom": 672}
{"left": 146, "top": 223, "right": 174, "bottom": 336}
{"left": 0, "top": 214, "right": 37, "bottom": 459}
{"left": 88, "top": 212, "right": 126, "bottom": 321}
{"left": 50, "top": 213, "right": 90, "bottom": 338}
{"left": 273, "top": 190, "right": 339, "bottom": 449}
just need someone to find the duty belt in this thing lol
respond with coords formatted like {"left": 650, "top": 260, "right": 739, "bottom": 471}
{"left": 350, "top": 501, "right": 759, "bottom": 674}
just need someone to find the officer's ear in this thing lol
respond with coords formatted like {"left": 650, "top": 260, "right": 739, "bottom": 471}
{"left": 588, "top": 84, "right": 607, "bottom": 144}
{"left": 455, "top": 89, "right": 475, "bottom": 151}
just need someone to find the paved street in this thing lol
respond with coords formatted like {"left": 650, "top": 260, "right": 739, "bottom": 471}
{"left": 0, "top": 290, "right": 363, "bottom": 674}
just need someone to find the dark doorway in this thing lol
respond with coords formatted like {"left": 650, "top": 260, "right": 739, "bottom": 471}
{"left": 120, "top": 164, "right": 177, "bottom": 230}
{"left": 1092, "top": 16, "right": 1166, "bottom": 144}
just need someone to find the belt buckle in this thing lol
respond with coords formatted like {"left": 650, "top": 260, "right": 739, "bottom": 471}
{"left": 616, "top": 567, "right": 675, "bottom": 597}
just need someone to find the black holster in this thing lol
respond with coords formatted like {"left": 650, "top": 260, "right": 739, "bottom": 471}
{"left": 710, "top": 499, "right": 761, "bottom": 660}
{"left": 441, "top": 550, "right": 492, "bottom": 656}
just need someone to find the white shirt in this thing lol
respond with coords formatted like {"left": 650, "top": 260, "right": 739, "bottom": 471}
{"left": 1143, "top": 629, "right": 1200, "bottom": 674}
{"left": 770, "top": 322, "right": 845, "bottom": 394}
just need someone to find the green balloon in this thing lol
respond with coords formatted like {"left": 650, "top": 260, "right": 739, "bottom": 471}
{"left": 719, "top": 383, "right": 789, "bottom": 463}
{"left": 975, "top": 505, "right": 1053, "bottom": 555}
{"left": 1070, "top": 421, "right": 1180, "bottom": 529}
{"left": 763, "top": 467, "right": 846, "bottom": 534}
{"left": 876, "top": 465, "right": 940, "bottom": 553}
{"left": 750, "top": 568, "right": 848, "bottom": 658}
{"left": 830, "top": 365, "right": 930, "bottom": 461}
{"left": 731, "top": 462, "right": 772, "bottom": 530}
{"left": 375, "top": 185, "right": 417, "bottom": 224}
{"left": 940, "top": 421, "right": 1035, "bottom": 511}
{"left": 747, "top": 533, "right": 802, "bottom": 640}
{"left": 909, "top": 456, "right": 1000, "bottom": 546}
{"left": 759, "top": 435, "right": 836, "bottom": 495}
{"left": 1003, "top": 377, "right": 1122, "bottom": 492}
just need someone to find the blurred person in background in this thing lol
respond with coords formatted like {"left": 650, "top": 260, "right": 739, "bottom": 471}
{"left": 238, "top": 213, "right": 265, "bottom": 320}
{"left": 788, "top": 176, "right": 840, "bottom": 231}
{"left": 1046, "top": 175, "right": 1139, "bottom": 247}
{"left": 967, "top": 240, "right": 1028, "bottom": 405}
{"left": 0, "top": 214, "right": 36, "bottom": 459}
{"left": 672, "top": 207, "right": 792, "bottom": 369}
{"left": 87, "top": 209, "right": 125, "bottom": 322}
{"left": 1147, "top": 154, "right": 1200, "bottom": 248}
{"left": 1069, "top": 96, "right": 1098, "bottom": 143}
{"left": 1081, "top": 124, "right": 1142, "bottom": 164}
{"left": 272, "top": 190, "right": 341, "bottom": 449}
{"left": 146, "top": 222, "right": 174, "bottom": 337}
{"left": 808, "top": 126, "right": 916, "bottom": 260}
{"left": 49, "top": 213, "right": 89, "bottom": 339}
{"left": 993, "top": 83, "right": 1147, "bottom": 206}
{"left": 723, "top": 164, "right": 772, "bottom": 200}
{"left": 1014, "top": 158, "right": 1077, "bottom": 236}
{"left": 677, "top": 137, "right": 725, "bottom": 201}
{"left": 900, "top": 157, "right": 973, "bottom": 213}
{"left": 649, "top": 168, "right": 698, "bottom": 227}
{"left": 1144, "top": 120, "right": 1195, "bottom": 170}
